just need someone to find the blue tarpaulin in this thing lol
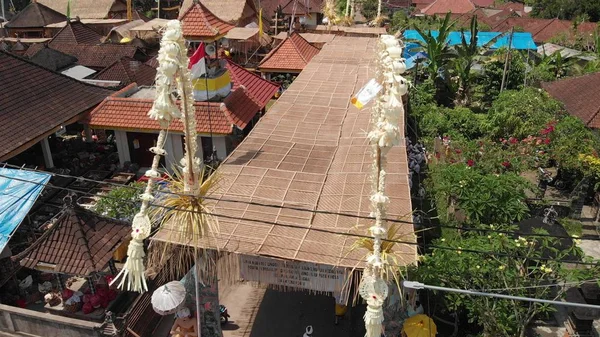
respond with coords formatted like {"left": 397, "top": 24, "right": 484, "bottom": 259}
{"left": 402, "top": 30, "right": 537, "bottom": 69}
{"left": 403, "top": 30, "right": 536, "bottom": 50}
{"left": 0, "top": 168, "right": 51, "bottom": 253}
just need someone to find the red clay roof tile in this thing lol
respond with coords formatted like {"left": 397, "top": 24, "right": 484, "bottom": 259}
{"left": 88, "top": 96, "right": 234, "bottom": 134}
{"left": 225, "top": 59, "right": 279, "bottom": 109}
{"left": 180, "top": 2, "right": 235, "bottom": 39}
{"left": 94, "top": 57, "right": 157, "bottom": 86}
{"left": 421, "top": 0, "right": 475, "bottom": 15}
{"left": 221, "top": 86, "right": 261, "bottom": 129}
{"left": 16, "top": 207, "right": 130, "bottom": 276}
{"left": 0, "top": 51, "right": 112, "bottom": 161}
{"left": 258, "top": 31, "right": 320, "bottom": 72}
{"left": 542, "top": 73, "right": 600, "bottom": 129}
{"left": 5, "top": 2, "right": 66, "bottom": 28}
{"left": 49, "top": 20, "right": 103, "bottom": 46}
{"left": 49, "top": 43, "right": 140, "bottom": 69}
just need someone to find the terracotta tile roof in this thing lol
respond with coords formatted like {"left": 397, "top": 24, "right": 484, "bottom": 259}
{"left": 281, "top": 0, "right": 309, "bottom": 15}
{"left": 49, "top": 43, "right": 139, "bottom": 69}
{"left": 421, "top": 0, "right": 475, "bottom": 15}
{"left": 179, "top": 2, "right": 235, "bottom": 39}
{"left": 497, "top": 1, "right": 524, "bottom": 11}
{"left": 492, "top": 17, "right": 571, "bottom": 43}
{"left": 24, "top": 42, "right": 46, "bottom": 57}
{"left": 28, "top": 46, "right": 78, "bottom": 71}
{"left": 38, "top": 0, "right": 117, "bottom": 19}
{"left": 471, "top": 0, "right": 494, "bottom": 8}
{"left": 221, "top": 86, "right": 261, "bottom": 129}
{"left": 225, "top": 59, "right": 280, "bottom": 109}
{"left": 0, "top": 51, "right": 113, "bottom": 161}
{"left": 258, "top": 32, "right": 320, "bottom": 72}
{"left": 145, "top": 55, "right": 159, "bottom": 68}
{"left": 154, "top": 36, "right": 416, "bottom": 269}
{"left": 88, "top": 96, "right": 235, "bottom": 134}
{"left": 16, "top": 207, "right": 130, "bottom": 276}
{"left": 4, "top": 2, "right": 66, "bottom": 28}
{"left": 542, "top": 73, "right": 600, "bottom": 128}
{"left": 181, "top": 0, "right": 260, "bottom": 26}
{"left": 48, "top": 20, "right": 103, "bottom": 46}
{"left": 94, "top": 57, "right": 157, "bottom": 86}
{"left": 384, "top": 0, "right": 411, "bottom": 8}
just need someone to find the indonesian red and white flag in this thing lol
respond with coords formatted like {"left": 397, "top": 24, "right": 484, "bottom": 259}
{"left": 188, "top": 43, "right": 206, "bottom": 79}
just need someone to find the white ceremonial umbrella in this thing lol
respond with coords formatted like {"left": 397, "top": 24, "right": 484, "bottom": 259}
{"left": 151, "top": 281, "right": 186, "bottom": 315}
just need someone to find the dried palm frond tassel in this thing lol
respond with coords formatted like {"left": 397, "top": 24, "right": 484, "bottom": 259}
{"left": 111, "top": 20, "right": 185, "bottom": 293}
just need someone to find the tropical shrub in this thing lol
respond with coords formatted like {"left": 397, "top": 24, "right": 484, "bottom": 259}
{"left": 484, "top": 88, "right": 564, "bottom": 140}
{"left": 415, "top": 228, "right": 599, "bottom": 337}
{"left": 418, "top": 105, "right": 487, "bottom": 141}
{"left": 428, "top": 164, "right": 531, "bottom": 224}
{"left": 93, "top": 182, "right": 145, "bottom": 221}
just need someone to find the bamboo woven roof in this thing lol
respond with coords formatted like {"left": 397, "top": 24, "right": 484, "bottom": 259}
{"left": 154, "top": 36, "right": 416, "bottom": 269}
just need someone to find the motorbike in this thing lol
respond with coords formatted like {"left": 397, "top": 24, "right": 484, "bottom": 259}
{"left": 220, "top": 305, "right": 230, "bottom": 325}
{"left": 538, "top": 167, "right": 568, "bottom": 191}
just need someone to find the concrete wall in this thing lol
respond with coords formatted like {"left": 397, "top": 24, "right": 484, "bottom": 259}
{"left": 0, "top": 304, "right": 102, "bottom": 337}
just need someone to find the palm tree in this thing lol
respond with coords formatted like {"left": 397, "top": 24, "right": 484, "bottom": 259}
{"left": 410, "top": 13, "right": 456, "bottom": 81}
{"left": 452, "top": 16, "right": 503, "bottom": 106}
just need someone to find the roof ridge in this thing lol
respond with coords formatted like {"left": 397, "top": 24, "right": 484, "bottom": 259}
{"left": 226, "top": 59, "right": 279, "bottom": 87}
{"left": 71, "top": 208, "right": 97, "bottom": 272}
{"left": 290, "top": 32, "right": 309, "bottom": 64}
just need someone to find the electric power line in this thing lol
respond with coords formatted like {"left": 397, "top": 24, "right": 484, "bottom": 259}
{"left": 1, "top": 163, "right": 598, "bottom": 242}
{"left": 1, "top": 173, "right": 599, "bottom": 267}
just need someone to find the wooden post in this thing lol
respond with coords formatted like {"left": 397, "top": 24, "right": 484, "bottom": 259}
{"left": 500, "top": 27, "right": 514, "bottom": 93}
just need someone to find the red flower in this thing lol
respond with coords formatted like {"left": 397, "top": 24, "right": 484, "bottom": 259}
{"left": 502, "top": 161, "right": 511, "bottom": 168}
{"left": 509, "top": 137, "right": 518, "bottom": 144}
{"left": 544, "top": 138, "right": 551, "bottom": 144}
{"left": 455, "top": 149, "right": 462, "bottom": 154}
{"left": 467, "top": 159, "right": 475, "bottom": 167}
{"left": 435, "top": 152, "right": 440, "bottom": 159}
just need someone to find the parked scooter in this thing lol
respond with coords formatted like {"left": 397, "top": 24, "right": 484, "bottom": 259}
{"left": 538, "top": 167, "right": 568, "bottom": 191}
{"left": 220, "top": 305, "right": 230, "bottom": 325}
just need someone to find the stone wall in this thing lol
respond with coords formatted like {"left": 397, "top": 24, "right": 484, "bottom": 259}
{"left": 0, "top": 304, "right": 102, "bottom": 337}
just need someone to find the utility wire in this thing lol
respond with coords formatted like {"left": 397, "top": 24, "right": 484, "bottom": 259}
{"left": 1, "top": 164, "right": 598, "bottom": 242}
{"left": 1, "top": 175, "right": 599, "bottom": 267}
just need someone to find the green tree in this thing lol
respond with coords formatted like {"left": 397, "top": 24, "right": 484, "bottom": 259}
{"left": 415, "top": 228, "right": 599, "bottom": 337}
{"left": 418, "top": 105, "right": 487, "bottom": 141}
{"left": 479, "top": 49, "right": 526, "bottom": 105}
{"left": 485, "top": 88, "right": 564, "bottom": 140}
{"left": 530, "top": 0, "right": 600, "bottom": 22}
{"left": 359, "top": 0, "right": 378, "bottom": 21}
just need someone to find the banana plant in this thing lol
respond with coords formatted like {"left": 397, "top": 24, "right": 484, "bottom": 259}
{"left": 452, "top": 16, "right": 503, "bottom": 106}
{"left": 409, "top": 12, "right": 456, "bottom": 81}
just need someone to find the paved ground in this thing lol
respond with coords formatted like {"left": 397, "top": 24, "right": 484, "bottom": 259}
{"left": 220, "top": 282, "right": 365, "bottom": 337}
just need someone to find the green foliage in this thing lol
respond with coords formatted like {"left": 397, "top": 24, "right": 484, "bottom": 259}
{"left": 415, "top": 227, "right": 599, "bottom": 337}
{"left": 485, "top": 88, "right": 564, "bottom": 140}
{"left": 410, "top": 13, "right": 456, "bottom": 81}
{"left": 93, "top": 182, "right": 145, "bottom": 221}
{"left": 529, "top": 0, "right": 600, "bottom": 22}
{"left": 359, "top": 0, "right": 378, "bottom": 21}
{"left": 480, "top": 49, "right": 526, "bottom": 105}
{"left": 559, "top": 218, "right": 584, "bottom": 237}
{"left": 452, "top": 16, "right": 502, "bottom": 106}
{"left": 549, "top": 115, "right": 600, "bottom": 170}
{"left": 417, "top": 105, "right": 487, "bottom": 141}
{"left": 409, "top": 77, "right": 436, "bottom": 109}
{"left": 428, "top": 164, "right": 531, "bottom": 224}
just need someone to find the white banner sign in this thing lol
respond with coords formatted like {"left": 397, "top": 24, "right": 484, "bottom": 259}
{"left": 239, "top": 255, "right": 349, "bottom": 293}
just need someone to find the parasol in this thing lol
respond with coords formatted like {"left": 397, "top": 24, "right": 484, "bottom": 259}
{"left": 151, "top": 281, "right": 186, "bottom": 315}
{"left": 402, "top": 314, "right": 437, "bottom": 337}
